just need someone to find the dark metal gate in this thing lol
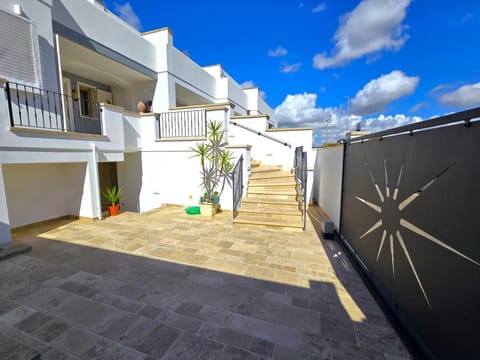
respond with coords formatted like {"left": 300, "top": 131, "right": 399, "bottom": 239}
{"left": 339, "top": 108, "right": 480, "bottom": 359}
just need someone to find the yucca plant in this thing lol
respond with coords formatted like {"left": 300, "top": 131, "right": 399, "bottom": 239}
{"left": 101, "top": 186, "right": 123, "bottom": 206}
{"left": 190, "top": 120, "right": 234, "bottom": 205}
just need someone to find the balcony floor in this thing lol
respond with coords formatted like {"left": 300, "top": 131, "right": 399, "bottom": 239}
{"left": 0, "top": 206, "right": 412, "bottom": 359}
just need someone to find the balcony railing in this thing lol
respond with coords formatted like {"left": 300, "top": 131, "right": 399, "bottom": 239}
{"left": 4, "top": 81, "right": 101, "bottom": 135}
{"left": 155, "top": 109, "right": 206, "bottom": 139}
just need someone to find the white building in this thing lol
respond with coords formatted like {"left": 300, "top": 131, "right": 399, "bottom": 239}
{"left": 0, "top": 0, "right": 313, "bottom": 243}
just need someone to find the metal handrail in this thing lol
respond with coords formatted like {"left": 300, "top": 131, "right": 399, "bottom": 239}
{"left": 342, "top": 106, "right": 480, "bottom": 144}
{"left": 294, "top": 146, "right": 307, "bottom": 230}
{"left": 230, "top": 121, "right": 291, "bottom": 148}
{"left": 232, "top": 155, "right": 244, "bottom": 218}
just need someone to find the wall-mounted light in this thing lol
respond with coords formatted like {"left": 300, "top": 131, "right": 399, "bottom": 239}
{"left": 13, "top": 4, "right": 22, "bottom": 15}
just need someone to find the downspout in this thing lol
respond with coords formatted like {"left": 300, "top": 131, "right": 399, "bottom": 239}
{"left": 90, "top": 144, "right": 102, "bottom": 219}
{"left": 54, "top": 34, "right": 68, "bottom": 132}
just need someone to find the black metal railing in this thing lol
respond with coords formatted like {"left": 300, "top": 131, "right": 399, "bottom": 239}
{"left": 155, "top": 109, "right": 207, "bottom": 139}
{"left": 232, "top": 155, "right": 244, "bottom": 218}
{"left": 230, "top": 121, "right": 291, "bottom": 148}
{"left": 294, "top": 146, "right": 307, "bottom": 230}
{"left": 5, "top": 81, "right": 73, "bottom": 131}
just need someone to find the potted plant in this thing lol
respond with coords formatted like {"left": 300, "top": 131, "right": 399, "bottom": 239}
{"left": 102, "top": 186, "right": 123, "bottom": 216}
{"left": 190, "top": 120, "right": 234, "bottom": 217}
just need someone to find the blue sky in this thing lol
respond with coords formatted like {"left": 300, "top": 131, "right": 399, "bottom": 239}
{"left": 105, "top": 0, "right": 480, "bottom": 144}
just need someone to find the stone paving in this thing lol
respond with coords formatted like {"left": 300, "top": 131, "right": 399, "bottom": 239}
{"left": 0, "top": 206, "right": 412, "bottom": 359}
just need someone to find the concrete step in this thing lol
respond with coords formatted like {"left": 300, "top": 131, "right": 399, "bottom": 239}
{"left": 248, "top": 183, "right": 298, "bottom": 192}
{"left": 251, "top": 159, "right": 262, "bottom": 168}
{"left": 241, "top": 197, "right": 301, "bottom": 210}
{"left": 247, "top": 191, "right": 299, "bottom": 201}
{"left": 249, "top": 171, "right": 294, "bottom": 181}
{"left": 239, "top": 206, "right": 303, "bottom": 220}
{"left": 250, "top": 166, "right": 283, "bottom": 174}
{"left": 233, "top": 213, "right": 303, "bottom": 230}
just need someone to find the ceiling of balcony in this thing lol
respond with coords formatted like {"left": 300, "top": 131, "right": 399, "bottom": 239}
{"left": 59, "top": 37, "right": 153, "bottom": 88}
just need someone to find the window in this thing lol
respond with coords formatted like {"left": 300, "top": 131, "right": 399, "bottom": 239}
{"left": 78, "top": 83, "right": 98, "bottom": 118}
{"left": 0, "top": 8, "right": 41, "bottom": 86}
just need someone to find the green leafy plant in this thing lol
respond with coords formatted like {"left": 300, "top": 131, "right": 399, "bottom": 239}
{"left": 190, "top": 120, "right": 234, "bottom": 205}
{"left": 101, "top": 186, "right": 123, "bottom": 206}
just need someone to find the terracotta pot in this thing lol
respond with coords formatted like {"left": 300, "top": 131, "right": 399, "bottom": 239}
{"left": 108, "top": 204, "right": 120, "bottom": 216}
{"left": 137, "top": 101, "right": 146, "bottom": 113}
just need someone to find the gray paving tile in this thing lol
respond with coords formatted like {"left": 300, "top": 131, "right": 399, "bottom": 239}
{"left": 138, "top": 304, "right": 163, "bottom": 319}
{"left": 118, "top": 317, "right": 157, "bottom": 348}
{"left": 197, "top": 304, "right": 250, "bottom": 332}
{"left": 245, "top": 318, "right": 299, "bottom": 349}
{"left": 330, "top": 339, "right": 384, "bottom": 360}
{"left": 250, "top": 337, "right": 275, "bottom": 357}
{"left": 276, "top": 304, "right": 320, "bottom": 333}
{"left": 174, "top": 300, "right": 203, "bottom": 317}
{"left": 0, "top": 322, "right": 51, "bottom": 354}
{"left": 0, "top": 305, "right": 37, "bottom": 326}
{"left": 0, "top": 332, "right": 41, "bottom": 360}
{"left": 51, "top": 327, "right": 103, "bottom": 357}
{"left": 197, "top": 322, "right": 252, "bottom": 349}
{"left": 103, "top": 266, "right": 158, "bottom": 286}
{"left": 156, "top": 309, "right": 203, "bottom": 333}
{"left": 263, "top": 291, "right": 291, "bottom": 305}
{"left": 134, "top": 323, "right": 180, "bottom": 358}
{"left": 297, "top": 331, "right": 330, "bottom": 359}
{"left": 92, "top": 291, "right": 145, "bottom": 313}
{"left": 16, "top": 311, "right": 53, "bottom": 333}
{"left": 354, "top": 322, "right": 411, "bottom": 358}
{"left": 42, "top": 347, "right": 70, "bottom": 360}
{"left": 94, "top": 311, "right": 139, "bottom": 341}
{"left": 32, "top": 318, "right": 71, "bottom": 343}
{"left": 49, "top": 296, "right": 118, "bottom": 330}
{"left": 162, "top": 332, "right": 225, "bottom": 360}
{"left": 321, "top": 315, "right": 356, "bottom": 343}
{"left": 80, "top": 337, "right": 148, "bottom": 360}
{"left": 59, "top": 281, "right": 98, "bottom": 298}
{"left": 0, "top": 297, "right": 19, "bottom": 316}
{"left": 273, "top": 344, "right": 309, "bottom": 360}
{"left": 16, "top": 286, "right": 73, "bottom": 313}
{"left": 223, "top": 345, "right": 258, "bottom": 360}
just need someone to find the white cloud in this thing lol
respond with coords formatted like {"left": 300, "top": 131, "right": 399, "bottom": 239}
{"left": 240, "top": 80, "right": 267, "bottom": 99}
{"left": 281, "top": 62, "right": 302, "bottom": 74}
{"left": 268, "top": 46, "right": 288, "bottom": 57}
{"left": 313, "top": 0, "right": 411, "bottom": 69}
{"left": 350, "top": 70, "right": 419, "bottom": 115}
{"left": 275, "top": 92, "right": 422, "bottom": 145}
{"left": 114, "top": 2, "right": 142, "bottom": 30}
{"left": 312, "top": 3, "right": 327, "bottom": 13}
{"left": 438, "top": 83, "right": 480, "bottom": 108}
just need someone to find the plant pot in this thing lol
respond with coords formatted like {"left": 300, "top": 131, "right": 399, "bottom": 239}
{"left": 199, "top": 202, "right": 218, "bottom": 217}
{"left": 108, "top": 204, "right": 120, "bottom": 216}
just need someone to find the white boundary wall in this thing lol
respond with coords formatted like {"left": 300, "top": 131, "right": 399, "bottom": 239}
{"left": 313, "top": 145, "right": 344, "bottom": 228}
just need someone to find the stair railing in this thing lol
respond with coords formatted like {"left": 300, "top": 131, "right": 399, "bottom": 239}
{"left": 294, "top": 146, "right": 307, "bottom": 230}
{"left": 232, "top": 155, "right": 244, "bottom": 218}
{"left": 230, "top": 121, "right": 291, "bottom": 148}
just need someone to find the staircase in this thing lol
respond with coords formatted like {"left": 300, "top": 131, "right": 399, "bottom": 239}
{"left": 233, "top": 160, "right": 304, "bottom": 230}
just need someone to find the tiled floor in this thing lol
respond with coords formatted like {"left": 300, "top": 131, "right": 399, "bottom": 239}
{"left": 0, "top": 206, "right": 412, "bottom": 359}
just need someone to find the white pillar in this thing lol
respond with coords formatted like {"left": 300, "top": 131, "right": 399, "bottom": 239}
{"left": 0, "top": 165, "right": 12, "bottom": 244}
{"left": 90, "top": 144, "right": 102, "bottom": 219}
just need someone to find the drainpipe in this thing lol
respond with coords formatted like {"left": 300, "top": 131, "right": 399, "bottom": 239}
{"left": 54, "top": 34, "right": 68, "bottom": 132}
{"left": 90, "top": 144, "right": 102, "bottom": 219}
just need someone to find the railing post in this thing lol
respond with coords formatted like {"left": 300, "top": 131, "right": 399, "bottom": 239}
{"left": 302, "top": 151, "right": 307, "bottom": 231}
{"left": 5, "top": 82, "right": 15, "bottom": 128}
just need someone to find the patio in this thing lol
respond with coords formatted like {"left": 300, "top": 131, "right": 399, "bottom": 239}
{"left": 0, "top": 206, "right": 412, "bottom": 359}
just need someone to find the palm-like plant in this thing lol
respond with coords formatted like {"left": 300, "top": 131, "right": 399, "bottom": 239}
{"left": 101, "top": 186, "right": 123, "bottom": 206}
{"left": 190, "top": 120, "right": 235, "bottom": 204}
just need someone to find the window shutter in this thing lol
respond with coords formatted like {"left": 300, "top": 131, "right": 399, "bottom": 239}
{"left": 0, "top": 8, "right": 41, "bottom": 86}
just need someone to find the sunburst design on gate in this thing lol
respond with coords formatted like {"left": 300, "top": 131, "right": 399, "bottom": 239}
{"left": 356, "top": 157, "right": 480, "bottom": 309}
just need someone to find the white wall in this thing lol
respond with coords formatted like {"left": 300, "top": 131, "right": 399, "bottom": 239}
{"left": 313, "top": 145, "right": 344, "bottom": 227}
{"left": 53, "top": 0, "right": 157, "bottom": 72}
{"left": 2, "top": 162, "right": 88, "bottom": 227}
{"left": 117, "top": 152, "right": 142, "bottom": 212}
